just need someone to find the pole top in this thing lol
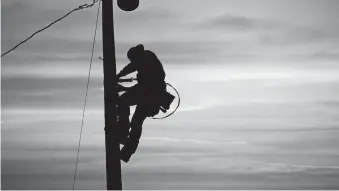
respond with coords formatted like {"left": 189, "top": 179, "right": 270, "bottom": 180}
{"left": 117, "top": 0, "right": 139, "bottom": 11}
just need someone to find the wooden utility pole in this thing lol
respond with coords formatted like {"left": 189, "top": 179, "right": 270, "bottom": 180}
{"left": 102, "top": 0, "right": 122, "bottom": 190}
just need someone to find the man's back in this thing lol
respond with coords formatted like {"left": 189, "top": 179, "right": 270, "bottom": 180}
{"left": 137, "top": 50, "right": 165, "bottom": 88}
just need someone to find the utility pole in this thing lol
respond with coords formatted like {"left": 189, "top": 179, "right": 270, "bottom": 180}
{"left": 102, "top": 0, "right": 139, "bottom": 189}
{"left": 102, "top": 0, "right": 122, "bottom": 190}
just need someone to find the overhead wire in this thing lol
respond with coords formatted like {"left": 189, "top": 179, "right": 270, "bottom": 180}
{"left": 1, "top": 0, "right": 99, "bottom": 57}
{"left": 72, "top": 0, "right": 101, "bottom": 190}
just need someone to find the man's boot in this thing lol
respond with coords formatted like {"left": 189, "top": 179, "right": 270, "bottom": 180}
{"left": 120, "top": 139, "right": 139, "bottom": 163}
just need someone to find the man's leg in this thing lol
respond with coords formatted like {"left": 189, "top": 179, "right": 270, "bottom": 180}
{"left": 117, "top": 86, "right": 139, "bottom": 144}
{"left": 120, "top": 105, "right": 147, "bottom": 163}
{"left": 116, "top": 102, "right": 130, "bottom": 144}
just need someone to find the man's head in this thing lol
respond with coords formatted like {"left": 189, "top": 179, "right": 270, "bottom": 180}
{"left": 127, "top": 44, "right": 144, "bottom": 62}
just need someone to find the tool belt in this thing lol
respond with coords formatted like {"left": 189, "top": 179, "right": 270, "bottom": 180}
{"left": 144, "top": 90, "right": 175, "bottom": 117}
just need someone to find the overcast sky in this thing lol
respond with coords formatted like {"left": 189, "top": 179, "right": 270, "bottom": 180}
{"left": 2, "top": 0, "right": 339, "bottom": 189}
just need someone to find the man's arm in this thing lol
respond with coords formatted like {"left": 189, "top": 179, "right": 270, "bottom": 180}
{"left": 117, "top": 62, "right": 137, "bottom": 79}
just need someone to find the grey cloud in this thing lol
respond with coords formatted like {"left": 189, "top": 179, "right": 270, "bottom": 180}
{"left": 2, "top": 129, "right": 106, "bottom": 189}
{"left": 197, "top": 13, "right": 276, "bottom": 31}
{"left": 196, "top": 13, "right": 339, "bottom": 46}
{"left": 137, "top": 142, "right": 216, "bottom": 156}
{"left": 1, "top": 0, "right": 98, "bottom": 42}
{"left": 2, "top": 34, "right": 239, "bottom": 66}
{"left": 267, "top": 133, "right": 339, "bottom": 154}
{"left": 1, "top": 1, "right": 178, "bottom": 49}
{"left": 316, "top": 100, "right": 339, "bottom": 109}
{"left": 1, "top": 37, "right": 101, "bottom": 58}
{"left": 1, "top": 36, "right": 186, "bottom": 63}
{"left": 2, "top": 1, "right": 219, "bottom": 65}
{"left": 311, "top": 51, "right": 339, "bottom": 60}
{"left": 2, "top": 3, "right": 257, "bottom": 65}
{"left": 2, "top": 140, "right": 103, "bottom": 156}
{"left": 3, "top": 53, "right": 104, "bottom": 64}
{"left": 4, "top": 143, "right": 338, "bottom": 189}
{"left": 174, "top": 99, "right": 339, "bottom": 132}
{"left": 2, "top": 76, "right": 104, "bottom": 109}
{"left": 258, "top": 27, "right": 333, "bottom": 46}
{"left": 2, "top": 157, "right": 105, "bottom": 190}
{"left": 288, "top": 51, "right": 339, "bottom": 61}
{"left": 115, "top": 5, "right": 176, "bottom": 24}
{"left": 122, "top": 168, "right": 339, "bottom": 189}
{"left": 118, "top": 41, "right": 257, "bottom": 64}
{"left": 2, "top": 122, "right": 339, "bottom": 189}
{"left": 3, "top": 158, "right": 338, "bottom": 189}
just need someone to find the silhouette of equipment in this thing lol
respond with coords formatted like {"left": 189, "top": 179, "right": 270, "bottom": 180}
{"left": 118, "top": 0, "right": 139, "bottom": 11}
{"left": 117, "top": 78, "right": 179, "bottom": 119}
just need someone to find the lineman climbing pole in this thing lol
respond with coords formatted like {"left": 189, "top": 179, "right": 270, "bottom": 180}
{"left": 102, "top": 0, "right": 139, "bottom": 190}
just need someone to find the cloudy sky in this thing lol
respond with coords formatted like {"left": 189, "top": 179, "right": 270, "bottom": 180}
{"left": 2, "top": 0, "right": 339, "bottom": 189}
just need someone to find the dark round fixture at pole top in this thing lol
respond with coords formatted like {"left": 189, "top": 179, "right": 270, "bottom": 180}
{"left": 117, "top": 0, "right": 139, "bottom": 11}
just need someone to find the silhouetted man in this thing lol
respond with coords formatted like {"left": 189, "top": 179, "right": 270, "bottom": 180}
{"left": 117, "top": 44, "right": 167, "bottom": 163}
